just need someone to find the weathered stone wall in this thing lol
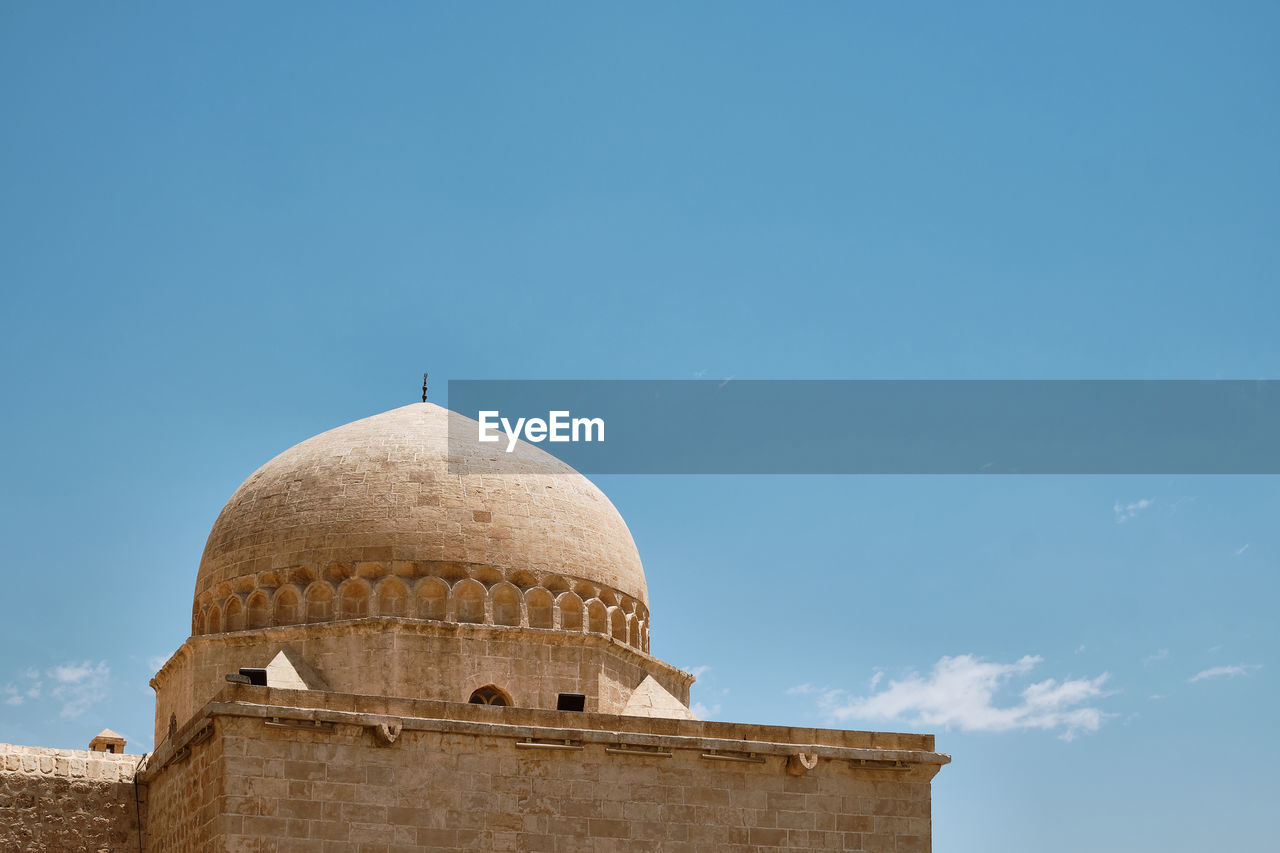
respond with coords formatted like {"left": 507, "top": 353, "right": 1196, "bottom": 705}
{"left": 0, "top": 742, "right": 142, "bottom": 852}
{"left": 142, "top": 690, "right": 946, "bottom": 852}
{"left": 138, "top": 721, "right": 221, "bottom": 852}
{"left": 153, "top": 619, "right": 692, "bottom": 746}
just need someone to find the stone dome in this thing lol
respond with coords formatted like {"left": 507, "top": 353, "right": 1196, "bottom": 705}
{"left": 191, "top": 403, "right": 649, "bottom": 647}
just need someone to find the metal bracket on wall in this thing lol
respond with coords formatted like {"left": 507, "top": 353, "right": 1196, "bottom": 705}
{"left": 515, "top": 738, "right": 584, "bottom": 751}
{"left": 264, "top": 717, "right": 337, "bottom": 733}
{"left": 605, "top": 744, "right": 673, "bottom": 758}
{"left": 189, "top": 723, "right": 215, "bottom": 747}
{"left": 163, "top": 721, "right": 215, "bottom": 768}
{"left": 849, "top": 758, "right": 910, "bottom": 771}
{"left": 700, "top": 750, "right": 766, "bottom": 764}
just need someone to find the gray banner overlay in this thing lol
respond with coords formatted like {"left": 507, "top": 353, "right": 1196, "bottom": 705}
{"left": 446, "top": 380, "right": 1280, "bottom": 474}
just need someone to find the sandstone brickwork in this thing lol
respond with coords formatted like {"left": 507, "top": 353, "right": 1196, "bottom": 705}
{"left": 0, "top": 742, "right": 142, "bottom": 852}
{"left": 152, "top": 620, "right": 692, "bottom": 748}
{"left": 138, "top": 684, "right": 947, "bottom": 852}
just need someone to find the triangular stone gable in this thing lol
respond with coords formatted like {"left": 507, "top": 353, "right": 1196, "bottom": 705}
{"left": 621, "top": 675, "right": 698, "bottom": 720}
{"left": 264, "top": 645, "right": 329, "bottom": 691}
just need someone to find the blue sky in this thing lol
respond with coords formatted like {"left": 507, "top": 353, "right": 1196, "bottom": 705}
{"left": 1, "top": 3, "right": 1277, "bottom": 851}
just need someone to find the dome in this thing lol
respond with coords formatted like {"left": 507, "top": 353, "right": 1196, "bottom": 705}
{"left": 192, "top": 403, "right": 648, "bottom": 640}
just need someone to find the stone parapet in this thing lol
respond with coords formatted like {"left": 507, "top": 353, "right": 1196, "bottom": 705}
{"left": 139, "top": 689, "right": 947, "bottom": 852}
{"left": 0, "top": 742, "right": 141, "bottom": 782}
{"left": 146, "top": 682, "right": 946, "bottom": 770}
{"left": 0, "top": 742, "right": 143, "bottom": 852}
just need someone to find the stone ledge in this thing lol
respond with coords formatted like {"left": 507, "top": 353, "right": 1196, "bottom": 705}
{"left": 211, "top": 682, "right": 938, "bottom": 751}
{"left": 143, "top": 685, "right": 949, "bottom": 774}
{"left": 0, "top": 742, "right": 142, "bottom": 782}
{"left": 214, "top": 700, "right": 952, "bottom": 766}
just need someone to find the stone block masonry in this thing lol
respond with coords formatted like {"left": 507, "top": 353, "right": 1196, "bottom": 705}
{"left": 139, "top": 684, "right": 948, "bottom": 852}
{"left": 0, "top": 742, "right": 142, "bottom": 852}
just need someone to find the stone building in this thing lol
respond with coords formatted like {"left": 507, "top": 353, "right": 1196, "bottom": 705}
{"left": 1, "top": 402, "right": 949, "bottom": 851}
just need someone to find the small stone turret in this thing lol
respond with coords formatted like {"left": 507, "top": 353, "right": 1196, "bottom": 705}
{"left": 88, "top": 728, "right": 126, "bottom": 754}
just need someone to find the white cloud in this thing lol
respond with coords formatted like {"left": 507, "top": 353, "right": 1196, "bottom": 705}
{"left": 690, "top": 701, "right": 721, "bottom": 719}
{"left": 815, "top": 654, "right": 1113, "bottom": 742}
{"left": 1148, "top": 694, "right": 1165, "bottom": 701}
{"left": 1114, "top": 498, "right": 1154, "bottom": 523}
{"left": 47, "top": 660, "right": 111, "bottom": 719}
{"left": 687, "top": 665, "right": 728, "bottom": 720}
{"left": 1234, "top": 544, "right": 1251, "bottom": 557}
{"left": 3, "top": 667, "right": 44, "bottom": 707}
{"left": 1143, "top": 649, "right": 1169, "bottom": 666}
{"left": 147, "top": 655, "right": 170, "bottom": 673}
{"left": 786, "top": 684, "right": 814, "bottom": 695}
{"left": 1074, "top": 645, "right": 1087, "bottom": 655}
{"left": 1187, "top": 664, "right": 1261, "bottom": 683}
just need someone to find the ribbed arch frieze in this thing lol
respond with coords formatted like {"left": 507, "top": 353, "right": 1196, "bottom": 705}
{"left": 192, "top": 563, "right": 649, "bottom": 652}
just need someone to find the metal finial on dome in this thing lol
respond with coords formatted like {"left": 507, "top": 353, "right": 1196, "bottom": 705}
{"left": 421, "top": 372, "right": 428, "bottom": 402}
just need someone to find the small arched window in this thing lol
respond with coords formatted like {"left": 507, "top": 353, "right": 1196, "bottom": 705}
{"left": 468, "top": 685, "right": 511, "bottom": 706}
